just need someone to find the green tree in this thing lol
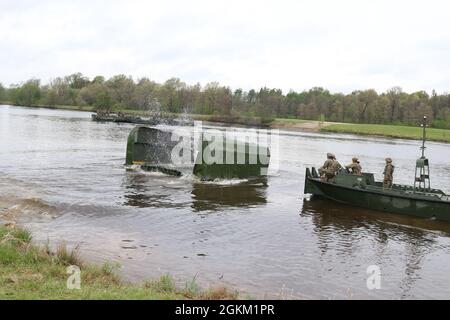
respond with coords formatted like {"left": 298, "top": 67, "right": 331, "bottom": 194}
{"left": 46, "top": 77, "right": 77, "bottom": 105}
{"left": 65, "top": 73, "right": 90, "bottom": 89}
{"left": 385, "top": 87, "right": 403, "bottom": 123}
{"left": 0, "top": 83, "right": 5, "bottom": 102}
{"left": 78, "top": 83, "right": 109, "bottom": 106}
{"left": 132, "top": 78, "right": 158, "bottom": 110}
{"left": 356, "top": 89, "right": 378, "bottom": 123}
{"left": 106, "top": 75, "right": 135, "bottom": 108}
{"left": 160, "top": 78, "right": 186, "bottom": 113}
{"left": 11, "top": 79, "right": 41, "bottom": 106}
{"left": 92, "top": 75, "right": 105, "bottom": 84}
{"left": 94, "top": 89, "right": 112, "bottom": 112}
{"left": 3, "top": 74, "right": 450, "bottom": 126}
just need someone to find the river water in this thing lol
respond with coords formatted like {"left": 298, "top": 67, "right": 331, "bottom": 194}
{"left": 1, "top": 105, "right": 450, "bottom": 299}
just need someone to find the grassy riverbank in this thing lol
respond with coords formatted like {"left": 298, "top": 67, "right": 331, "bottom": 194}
{"left": 0, "top": 225, "right": 238, "bottom": 300}
{"left": 2, "top": 102, "right": 449, "bottom": 143}
{"left": 322, "top": 123, "right": 450, "bottom": 143}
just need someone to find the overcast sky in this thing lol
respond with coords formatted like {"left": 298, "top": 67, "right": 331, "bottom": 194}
{"left": 1, "top": 0, "right": 450, "bottom": 93}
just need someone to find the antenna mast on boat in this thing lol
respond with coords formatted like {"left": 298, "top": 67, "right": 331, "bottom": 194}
{"left": 414, "top": 115, "right": 431, "bottom": 191}
{"left": 421, "top": 115, "right": 427, "bottom": 157}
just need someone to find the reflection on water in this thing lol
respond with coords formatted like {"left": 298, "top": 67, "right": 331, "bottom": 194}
{"left": 122, "top": 172, "right": 190, "bottom": 209}
{"left": 122, "top": 170, "right": 268, "bottom": 212}
{"left": 190, "top": 178, "right": 267, "bottom": 212}
{"left": 1, "top": 105, "right": 450, "bottom": 299}
{"left": 301, "top": 199, "right": 450, "bottom": 235}
{"left": 301, "top": 199, "right": 449, "bottom": 299}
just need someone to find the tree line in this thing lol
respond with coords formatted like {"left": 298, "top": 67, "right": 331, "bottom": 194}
{"left": 0, "top": 73, "right": 449, "bottom": 128}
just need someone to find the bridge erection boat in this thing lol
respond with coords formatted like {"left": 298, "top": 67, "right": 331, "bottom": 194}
{"left": 304, "top": 116, "right": 450, "bottom": 222}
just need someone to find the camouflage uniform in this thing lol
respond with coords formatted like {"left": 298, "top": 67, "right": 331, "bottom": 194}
{"left": 383, "top": 158, "right": 394, "bottom": 188}
{"left": 330, "top": 159, "right": 342, "bottom": 174}
{"left": 319, "top": 159, "right": 333, "bottom": 175}
{"left": 346, "top": 157, "right": 362, "bottom": 175}
{"left": 319, "top": 153, "right": 341, "bottom": 181}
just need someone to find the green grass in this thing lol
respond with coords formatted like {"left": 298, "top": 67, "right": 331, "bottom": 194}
{"left": 272, "top": 118, "right": 310, "bottom": 125}
{"left": 322, "top": 123, "right": 450, "bottom": 143}
{"left": 0, "top": 225, "right": 239, "bottom": 300}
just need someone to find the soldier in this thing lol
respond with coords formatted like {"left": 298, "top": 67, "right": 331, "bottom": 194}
{"left": 319, "top": 153, "right": 342, "bottom": 181}
{"left": 319, "top": 153, "right": 334, "bottom": 180}
{"left": 330, "top": 155, "right": 343, "bottom": 176}
{"left": 383, "top": 157, "right": 394, "bottom": 188}
{"left": 346, "top": 157, "right": 362, "bottom": 175}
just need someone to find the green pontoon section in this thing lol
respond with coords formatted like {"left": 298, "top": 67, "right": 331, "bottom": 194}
{"left": 193, "top": 139, "right": 270, "bottom": 180}
{"left": 126, "top": 126, "right": 271, "bottom": 180}
{"left": 126, "top": 126, "right": 184, "bottom": 175}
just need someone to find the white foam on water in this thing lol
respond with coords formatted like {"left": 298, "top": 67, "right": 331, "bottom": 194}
{"left": 200, "top": 178, "right": 249, "bottom": 185}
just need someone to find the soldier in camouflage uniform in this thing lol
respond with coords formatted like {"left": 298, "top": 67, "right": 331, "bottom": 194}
{"left": 383, "top": 157, "right": 394, "bottom": 188}
{"left": 346, "top": 157, "right": 362, "bottom": 176}
{"left": 331, "top": 156, "right": 342, "bottom": 177}
{"left": 319, "top": 153, "right": 334, "bottom": 180}
{"left": 319, "top": 153, "right": 342, "bottom": 181}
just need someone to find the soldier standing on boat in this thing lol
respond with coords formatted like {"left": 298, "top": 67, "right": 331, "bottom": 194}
{"left": 319, "top": 153, "right": 333, "bottom": 180}
{"left": 319, "top": 153, "right": 342, "bottom": 181}
{"left": 383, "top": 158, "right": 394, "bottom": 188}
{"left": 331, "top": 155, "right": 343, "bottom": 176}
{"left": 346, "top": 157, "right": 362, "bottom": 175}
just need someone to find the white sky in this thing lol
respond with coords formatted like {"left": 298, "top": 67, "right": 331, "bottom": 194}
{"left": 1, "top": 0, "right": 450, "bottom": 93}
